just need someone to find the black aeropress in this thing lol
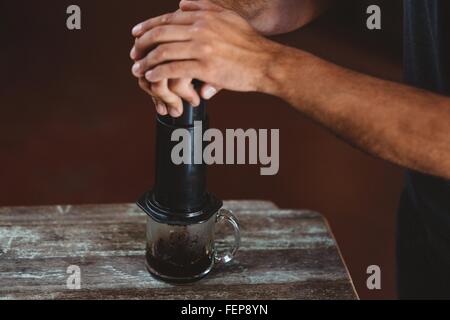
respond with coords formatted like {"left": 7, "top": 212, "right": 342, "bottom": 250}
{"left": 137, "top": 81, "right": 240, "bottom": 283}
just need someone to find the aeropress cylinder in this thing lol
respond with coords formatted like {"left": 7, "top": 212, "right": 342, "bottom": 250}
{"left": 137, "top": 81, "right": 240, "bottom": 283}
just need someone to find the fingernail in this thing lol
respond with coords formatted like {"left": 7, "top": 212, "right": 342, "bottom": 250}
{"left": 170, "top": 108, "right": 181, "bottom": 117}
{"left": 132, "top": 24, "right": 142, "bottom": 35}
{"left": 191, "top": 99, "right": 200, "bottom": 107}
{"left": 156, "top": 102, "right": 165, "bottom": 114}
{"left": 132, "top": 63, "right": 141, "bottom": 75}
{"left": 203, "top": 86, "right": 217, "bottom": 100}
{"left": 145, "top": 70, "right": 153, "bottom": 81}
{"left": 160, "top": 106, "right": 168, "bottom": 115}
{"left": 130, "top": 47, "right": 136, "bottom": 59}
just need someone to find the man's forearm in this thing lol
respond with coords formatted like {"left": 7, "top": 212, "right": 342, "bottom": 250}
{"left": 263, "top": 47, "right": 450, "bottom": 179}
{"left": 209, "top": 0, "right": 333, "bottom": 34}
{"left": 132, "top": 5, "right": 450, "bottom": 178}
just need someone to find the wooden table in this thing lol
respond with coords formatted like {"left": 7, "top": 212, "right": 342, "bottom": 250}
{"left": 0, "top": 200, "right": 357, "bottom": 300}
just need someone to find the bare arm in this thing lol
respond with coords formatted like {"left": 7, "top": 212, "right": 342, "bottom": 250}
{"left": 205, "top": 0, "right": 334, "bottom": 34}
{"left": 131, "top": 7, "right": 450, "bottom": 179}
{"left": 263, "top": 48, "right": 450, "bottom": 179}
{"left": 131, "top": 0, "right": 333, "bottom": 116}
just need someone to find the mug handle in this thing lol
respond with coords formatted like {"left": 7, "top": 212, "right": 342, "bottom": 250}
{"left": 214, "top": 208, "right": 241, "bottom": 265}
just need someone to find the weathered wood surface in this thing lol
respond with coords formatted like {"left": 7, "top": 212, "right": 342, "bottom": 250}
{"left": 0, "top": 200, "right": 357, "bottom": 300}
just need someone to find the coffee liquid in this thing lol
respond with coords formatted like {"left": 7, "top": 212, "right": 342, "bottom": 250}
{"left": 145, "top": 229, "right": 214, "bottom": 283}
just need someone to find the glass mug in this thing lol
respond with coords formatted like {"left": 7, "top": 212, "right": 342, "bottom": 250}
{"left": 145, "top": 208, "right": 241, "bottom": 283}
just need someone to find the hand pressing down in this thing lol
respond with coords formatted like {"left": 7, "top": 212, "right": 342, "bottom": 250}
{"left": 130, "top": 0, "right": 283, "bottom": 117}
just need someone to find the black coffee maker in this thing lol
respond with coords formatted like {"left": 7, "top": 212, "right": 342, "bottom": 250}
{"left": 137, "top": 83, "right": 240, "bottom": 283}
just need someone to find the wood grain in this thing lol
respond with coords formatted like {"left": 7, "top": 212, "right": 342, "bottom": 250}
{"left": 0, "top": 200, "right": 357, "bottom": 300}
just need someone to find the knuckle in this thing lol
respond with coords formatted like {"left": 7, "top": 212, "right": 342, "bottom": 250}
{"left": 154, "top": 91, "right": 171, "bottom": 101}
{"left": 168, "top": 81, "right": 182, "bottom": 91}
{"left": 194, "top": 25, "right": 208, "bottom": 37}
{"left": 169, "top": 81, "right": 190, "bottom": 95}
{"left": 194, "top": 11, "right": 204, "bottom": 20}
{"left": 171, "top": 100, "right": 183, "bottom": 109}
{"left": 149, "top": 67, "right": 161, "bottom": 80}
{"left": 164, "top": 63, "right": 175, "bottom": 74}
{"left": 149, "top": 26, "right": 163, "bottom": 41}
{"left": 157, "top": 91, "right": 177, "bottom": 104}
{"left": 152, "top": 46, "right": 167, "bottom": 61}
{"left": 152, "top": 65, "right": 168, "bottom": 79}
{"left": 161, "top": 13, "right": 173, "bottom": 23}
{"left": 198, "top": 10, "right": 211, "bottom": 21}
{"left": 201, "top": 11, "right": 213, "bottom": 21}
{"left": 190, "top": 24, "right": 201, "bottom": 33}
{"left": 195, "top": 19, "right": 209, "bottom": 29}
{"left": 196, "top": 12, "right": 213, "bottom": 26}
{"left": 169, "top": 64, "right": 179, "bottom": 75}
{"left": 167, "top": 98, "right": 180, "bottom": 106}
{"left": 199, "top": 43, "right": 213, "bottom": 56}
{"left": 150, "top": 83, "right": 166, "bottom": 94}
{"left": 200, "top": 59, "right": 211, "bottom": 69}
{"left": 159, "top": 49, "right": 168, "bottom": 61}
{"left": 201, "top": 62, "right": 213, "bottom": 77}
{"left": 161, "top": 94, "right": 174, "bottom": 103}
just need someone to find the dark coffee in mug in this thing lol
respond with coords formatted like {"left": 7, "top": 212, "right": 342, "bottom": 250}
{"left": 145, "top": 209, "right": 240, "bottom": 283}
{"left": 145, "top": 226, "right": 215, "bottom": 281}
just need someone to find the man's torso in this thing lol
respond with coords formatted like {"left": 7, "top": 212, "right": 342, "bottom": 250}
{"left": 399, "top": 0, "right": 450, "bottom": 299}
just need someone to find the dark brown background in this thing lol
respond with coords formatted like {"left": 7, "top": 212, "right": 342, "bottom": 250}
{"left": 0, "top": 0, "right": 404, "bottom": 299}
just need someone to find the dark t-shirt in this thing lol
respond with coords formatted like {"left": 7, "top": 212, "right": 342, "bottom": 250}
{"left": 399, "top": 0, "right": 450, "bottom": 299}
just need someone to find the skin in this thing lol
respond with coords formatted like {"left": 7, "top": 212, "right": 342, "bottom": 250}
{"left": 130, "top": 0, "right": 450, "bottom": 179}
{"left": 131, "top": 0, "right": 331, "bottom": 116}
{"left": 205, "top": 0, "right": 334, "bottom": 35}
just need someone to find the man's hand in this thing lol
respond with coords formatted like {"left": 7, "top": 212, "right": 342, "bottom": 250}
{"left": 130, "top": 2, "right": 227, "bottom": 117}
{"left": 130, "top": 0, "right": 332, "bottom": 117}
{"left": 130, "top": 1, "right": 283, "bottom": 112}
{"left": 135, "top": 76, "right": 198, "bottom": 117}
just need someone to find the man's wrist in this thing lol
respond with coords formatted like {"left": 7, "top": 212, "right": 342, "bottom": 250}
{"left": 258, "top": 46, "right": 323, "bottom": 110}
{"left": 258, "top": 44, "right": 301, "bottom": 98}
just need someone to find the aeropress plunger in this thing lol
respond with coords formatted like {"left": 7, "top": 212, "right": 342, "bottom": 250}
{"left": 137, "top": 81, "right": 241, "bottom": 283}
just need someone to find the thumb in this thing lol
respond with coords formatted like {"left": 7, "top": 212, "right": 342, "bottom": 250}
{"left": 201, "top": 84, "right": 221, "bottom": 100}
